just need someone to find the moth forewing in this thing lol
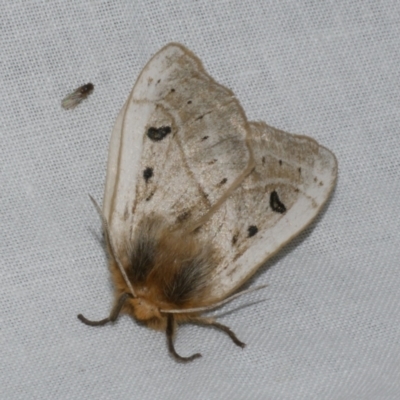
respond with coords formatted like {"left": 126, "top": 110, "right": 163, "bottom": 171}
{"left": 79, "top": 43, "right": 338, "bottom": 362}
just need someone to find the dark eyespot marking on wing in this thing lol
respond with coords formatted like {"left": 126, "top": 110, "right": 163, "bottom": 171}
{"left": 319, "top": 181, "right": 324, "bottom": 186}
{"left": 262, "top": 156, "right": 266, "bottom": 164}
{"left": 170, "top": 88, "right": 175, "bottom": 92}
{"left": 298, "top": 167, "right": 302, "bottom": 174}
{"left": 270, "top": 190, "right": 286, "bottom": 213}
{"left": 157, "top": 79, "right": 161, "bottom": 84}
{"left": 143, "top": 167, "right": 153, "bottom": 183}
{"left": 279, "top": 159, "right": 282, "bottom": 166}
{"left": 147, "top": 126, "right": 171, "bottom": 142}
{"left": 187, "top": 100, "right": 192, "bottom": 104}
{"left": 247, "top": 225, "right": 258, "bottom": 237}
{"left": 201, "top": 136, "right": 209, "bottom": 141}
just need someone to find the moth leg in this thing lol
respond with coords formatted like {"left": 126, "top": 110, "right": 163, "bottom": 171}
{"left": 192, "top": 317, "right": 245, "bottom": 348}
{"left": 166, "top": 314, "right": 202, "bottom": 362}
{"left": 77, "top": 293, "right": 132, "bottom": 326}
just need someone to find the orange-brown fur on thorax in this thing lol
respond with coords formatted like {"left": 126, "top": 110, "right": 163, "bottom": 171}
{"left": 108, "top": 216, "right": 217, "bottom": 330}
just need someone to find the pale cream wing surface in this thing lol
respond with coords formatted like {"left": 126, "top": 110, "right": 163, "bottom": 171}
{"left": 195, "top": 122, "right": 338, "bottom": 300}
{"left": 103, "top": 43, "right": 254, "bottom": 248}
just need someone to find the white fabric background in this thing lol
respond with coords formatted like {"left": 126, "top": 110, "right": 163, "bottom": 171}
{"left": 1, "top": 1, "right": 399, "bottom": 399}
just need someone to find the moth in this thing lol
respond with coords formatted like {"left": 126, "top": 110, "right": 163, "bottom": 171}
{"left": 61, "top": 83, "right": 94, "bottom": 109}
{"left": 78, "top": 43, "right": 337, "bottom": 362}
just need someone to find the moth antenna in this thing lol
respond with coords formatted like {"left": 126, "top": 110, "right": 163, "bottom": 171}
{"left": 166, "top": 314, "right": 202, "bottom": 362}
{"left": 191, "top": 317, "right": 245, "bottom": 348}
{"left": 160, "top": 284, "right": 267, "bottom": 314}
{"left": 89, "top": 195, "right": 136, "bottom": 298}
{"left": 78, "top": 292, "right": 132, "bottom": 326}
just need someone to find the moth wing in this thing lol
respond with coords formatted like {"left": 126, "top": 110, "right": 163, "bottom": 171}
{"left": 103, "top": 43, "right": 255, "bottom": 247}
{"left": 103, "top": 42, "right": 337, "bottom": 305}
{"left": 61, "top": 91, "right": 83, "bottom": 109}
{"left": 198, "top": 122, "right": 338, "bottom": 300}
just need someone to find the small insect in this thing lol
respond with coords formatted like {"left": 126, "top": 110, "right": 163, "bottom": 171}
{"left": 78, "top": 43, "right": 338, "bottom": 362}
{"left": 61, "top": 83, "right": 94, "bottom": 109}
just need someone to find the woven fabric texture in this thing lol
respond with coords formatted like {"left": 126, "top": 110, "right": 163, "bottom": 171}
{"left": 1, "top": 2, "right": 400, "bottom": 399}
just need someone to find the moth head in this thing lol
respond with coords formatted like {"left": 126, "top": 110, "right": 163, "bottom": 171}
{"left": 129, "top": 296, "right": 166, "bottom": 330}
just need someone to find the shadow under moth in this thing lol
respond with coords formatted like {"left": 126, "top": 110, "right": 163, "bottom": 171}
{"left": 78, "top": 43, "right": 338, "bottom": 362}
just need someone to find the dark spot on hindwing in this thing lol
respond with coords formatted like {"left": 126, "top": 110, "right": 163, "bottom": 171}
{"left": 270, "top": 190, "right": 286, "bottom": 213}
{"left": 247, "top": 225, "right": 258, "bottom": 237}
{"left": 262, "top": 156, "right": 266, "bottom": 164}
{"left": 201, "top": 136, "right": 209, "bottom": 141}
{"left": 298, "top": 167, "right": 302, "bottom": 174}
{"left": 279, "top": 159, "right": 282, "bottom": 166}
{"left": 187, "top": 100, "right": 192, "bottom": 104}
{"left": 143, "top": 167, "right": 153, "bottom": 183}
{"left": 147, "top": 126, "right": 171, "bottom": 141}
{"left": 170, "top": 88, "right": 175, "bottom": 92}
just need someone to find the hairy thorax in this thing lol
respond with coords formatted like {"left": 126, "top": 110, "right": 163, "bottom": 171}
{"left": 129, "top": 296, "right": 166, "bottom": 330}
